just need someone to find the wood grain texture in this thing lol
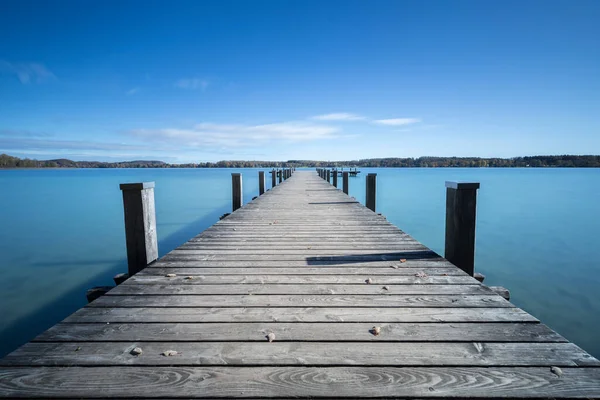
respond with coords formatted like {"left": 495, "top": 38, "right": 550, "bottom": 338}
{"left": 62, "top": 306, "right": 537, "bottom": 323}
{"left": 33, "top": 322, "right": 564, "bottom": 343}
{"left": 107, "top": 283, "right": 493, "bottom": 295}
{"left": 87, "top": 294, "right": 512, "bottom": 308}
{"left": 1, "top": 366, "right": 599, "bottom": 398}
{"left": 128, "top": 274, "right": 476, "bottom": 284}
{"left": 4, "top": 342, "right": 597, "bottom": 367}
{"left": 147, "top": 259, "right": 455, "bottom": 269}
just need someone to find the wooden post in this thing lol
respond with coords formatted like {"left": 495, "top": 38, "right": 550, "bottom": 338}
{"left": 120, "top": 182, "right": 158, "bottom": 276}
{"left": 278, "top": 169, "right": 283, "bottom": 183}
{"left": 259, "top": 171, "right": 265, "bottom": 195}
{"left": 326, "top": 169, "right": 331, "bottom": 183}
{"left": 366, "top": 173, "right": 376, "bottom": 212}
{"left": 343, "top": 172, "right": 349, "bottom": 194}
{"left": 333, "top": 169, "right": 338, "bottom": 187}
{"left": 271, "top": 169, "right": 276, "bottom": 188}
{"left": 232, "top": 173, "right": 242, "bottom": 212}
{"left": 444, "top": 181, "right": 480, "bottom": 276}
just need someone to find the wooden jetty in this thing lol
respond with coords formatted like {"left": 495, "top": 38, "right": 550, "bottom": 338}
{"left": 1, "top": 170, "right": 599, "bottom": 398}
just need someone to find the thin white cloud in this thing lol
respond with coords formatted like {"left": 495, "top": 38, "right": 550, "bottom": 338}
{"left": 372, "top": 118, "right": 421, "bottom": 126}
{"left": 311, "top": 113, "right": 366, "bottom": 121}
{"left": 0, "top": 60, "right": 56, "bottom": 84}
{"left": 174, "top": 78, "right": 209, "bottom": 90}
{"left": 130, "top": 121, "right": 341, "bottom": 149}
{"left": 0, "top": 137, "right": 153, "bottom": 152}
{"left": 126, "top": 87, "right": 140, "bottom": 95}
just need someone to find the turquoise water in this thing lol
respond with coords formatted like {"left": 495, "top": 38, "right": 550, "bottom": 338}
{"left": 0, "top": 168, "right": 598, "bottom": 358}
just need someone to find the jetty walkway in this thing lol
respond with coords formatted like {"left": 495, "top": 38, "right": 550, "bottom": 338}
{"left": 1, "top": 171, "right": 599, "bottom": 398}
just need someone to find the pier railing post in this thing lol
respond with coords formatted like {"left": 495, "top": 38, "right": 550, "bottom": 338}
{"left": 271, "top": 169, "right": 276, "bottom": 188}
{"left": 232, "top": 173, "right": 243, "bottom": 211}
{"left": 333, "top": 169, "right": 338, "bottom": 188}
{"left": 119, "top": 182, "right": 158, "bottom": 276}
{"left": 326, "top": 169, "right": 331, "bottom": 183}
{"left": 366, "top": 173, "right": 377, "bottom": 212}
{"left": 278, "top": 169, "right": 283, "bottom": 184}
{"left": 342, "top": 172, "right": 349, "bottom": 194}
{"left": 444, "top": 181, "right": 480, "bottom": 276}
{"left": 259, "top": 171, "right": 265, "bottom": 195}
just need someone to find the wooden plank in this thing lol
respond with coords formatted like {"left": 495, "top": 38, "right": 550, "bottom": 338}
{"left": 107, "top": 284, "right": 493, "bottom": 295}
{"left": 87, "top": 294, "right": 512, "bottom": 308}
{"left": 34, "top": 322, "right": 563, "bottom": 342}
{"left": 4, "top": 342, "right": 596, "bottom": 367}
{"left": 62, "top": 307, "right": 537, "bottom": 324}
{"left": 149, "top": 260, "right": 455, "bottom": 269}
{"left": 161, "top": 251, "right": 440, "bottom": 261}
{"left": 173, "top": 247, "right": 431, "bottom": 254}
{"left": 135, "top": 273, "right": 473, "bottom": 283}
{"left": 1, "top": 366, "right": 599, "bottom": 398}
{"left": 179, "top": 244, "right": 429, "bottom": 250}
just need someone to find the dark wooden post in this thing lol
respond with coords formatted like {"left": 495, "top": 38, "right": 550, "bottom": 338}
{"left": 326, "top": 169, "right": 331, "bottom": 183}
{"left": 366, "top": 173, "right": 377, "bottom": 212}
{"left": 333, "top": 169, "right": 338, "bottom": 187}
{"left": 271, "top": 169, "right": 276, "bottom": 188}
{"left": 342, "top": 172, "right": 349, "bottom": 194}
{"left": 258, "top": 171, "right": 265, "bottom": 195}
{"left": 120, "top": 182, "right": 158, "bottom": 276}
{"left": 278, "top": 169, "right": 283, "bottom": 183}
{"left": 445, "top": 181, "right": 480, "bottom": 276}
{"left": 232, "top": 173, "right": 243, "bottom": 212}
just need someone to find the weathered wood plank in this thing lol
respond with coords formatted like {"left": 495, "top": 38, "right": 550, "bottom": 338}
{"left": 108, "top": 284, "right": 493, "bottom": 295}
{"left": 87, "top": 294, "right": 512, "bottom": 308}
{"left": 34, "top": 322, "right": 563, "bottom": 342}
{"left": 149, "top": 260, "right": 454, "bottom": 269}
{"left": 63, "top": 307, "right": 537, "bottom": 324}
{"left": 1, "top": 366, "right": 599, "bottom": 398}
{"left": 4, "top": 342, "right": 596, "bottom": 367}
{"left": 181, "top": 244, "right": 427, "bottom": 250}
{"left": 173, "top": 247, "right": 430, "bottom": 254}
{"left": 161, "top": 251, "right": 441, "bottom": 262}
{"left": 136, "top": 268, "right": 474, "bottom": 282}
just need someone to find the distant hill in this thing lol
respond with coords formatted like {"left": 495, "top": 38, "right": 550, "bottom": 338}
{"left": 1, "top": 153, "right": 599, "bottom": 168}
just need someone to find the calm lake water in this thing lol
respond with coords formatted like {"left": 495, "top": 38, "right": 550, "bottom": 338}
{"left": 0, "top": 168, "right": 599, "bottom": 358}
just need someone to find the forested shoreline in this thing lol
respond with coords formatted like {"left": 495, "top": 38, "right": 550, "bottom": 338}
{"left": 1, "top": 153, "right": 599, "bottom": 169}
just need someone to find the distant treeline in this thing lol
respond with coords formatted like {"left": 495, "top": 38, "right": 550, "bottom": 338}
{"left": 1, "top": 153, "right": 600, "bottom": 169}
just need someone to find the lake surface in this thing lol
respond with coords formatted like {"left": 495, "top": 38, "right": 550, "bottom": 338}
{"left": 0, "top": 168, "right": 599, "bottom": 358}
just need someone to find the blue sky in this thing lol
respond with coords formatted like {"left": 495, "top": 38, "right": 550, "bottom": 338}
{"left": 0, "top": 0, "right": 598, "bottom": 162}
